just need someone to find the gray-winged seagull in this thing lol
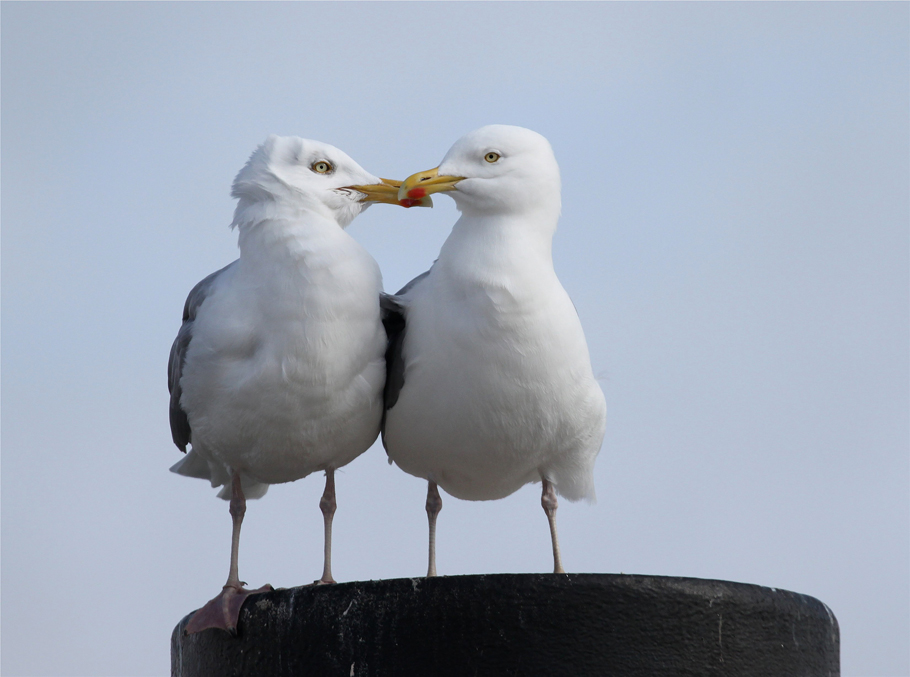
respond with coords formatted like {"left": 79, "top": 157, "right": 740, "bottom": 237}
{"left": 382, "top": 125, "right": 606, "bottom": 577}
{"left": 168, "top": 135, "right": 426, "bottom": 633}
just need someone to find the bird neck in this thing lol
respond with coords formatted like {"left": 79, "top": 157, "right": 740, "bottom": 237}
{"left": 439, "top": 212, "right": 556, "bottom": 277}
{"left": 234, "top": 201, "right": 347, "bottom": 271}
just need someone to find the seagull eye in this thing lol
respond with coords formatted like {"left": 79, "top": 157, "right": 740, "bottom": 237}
{"left": 484, "top": 152, "right": 501, "bottom": 163}
{"left": 311, "top": 160, "right": 333, "bottom": 174}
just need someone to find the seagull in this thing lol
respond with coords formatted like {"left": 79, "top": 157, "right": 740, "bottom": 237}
{"left": 168, "top": 135, "right": 425, "bottom": 634}
{"left": 382, "top": 125, "right": 607, "bottom": 577}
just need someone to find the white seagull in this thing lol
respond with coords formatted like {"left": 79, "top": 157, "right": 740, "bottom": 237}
{"left": 168, "top": 135, "right": 424, "bottom": 634}
{"left": 382, "top": 125, "right": 607, "bottom": 577}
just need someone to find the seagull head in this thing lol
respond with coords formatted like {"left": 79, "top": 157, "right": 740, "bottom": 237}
{"left": 397, "top": 125, "right": 561, "bottom": 219}
{"left": 231, "top": 135, "right": 429, "bottom": 229}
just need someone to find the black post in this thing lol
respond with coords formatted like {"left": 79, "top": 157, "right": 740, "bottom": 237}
{"left": 172, "top": 574, "right": 839, "bottom": 676}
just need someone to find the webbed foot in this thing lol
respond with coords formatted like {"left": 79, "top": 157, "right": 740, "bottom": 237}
{"left": 185, "top": 582, "right": 273, "bottom": 635}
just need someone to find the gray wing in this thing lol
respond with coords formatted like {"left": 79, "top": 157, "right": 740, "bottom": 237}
{"left": 168, "top": 260, "right": 237, "bottom": 452}
{"left": 380, "top": 268, "right": 432, "bottom": 441}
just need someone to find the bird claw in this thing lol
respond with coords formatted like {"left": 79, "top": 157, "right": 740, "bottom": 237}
{"left": 184, "top": 583, "right": 273, "bottom": 635}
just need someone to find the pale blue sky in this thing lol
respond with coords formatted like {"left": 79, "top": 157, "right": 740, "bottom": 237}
{"left": 2, "top": 3, "right": 908, "bottom": 675}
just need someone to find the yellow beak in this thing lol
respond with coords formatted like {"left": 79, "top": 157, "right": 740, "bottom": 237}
{"left": 345, "top": 178, "right": 433, "bottom": 208}
{"left": 397, "top": 167, "right": 465, "bottom": 202}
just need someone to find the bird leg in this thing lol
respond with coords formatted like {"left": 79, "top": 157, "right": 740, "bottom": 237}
{"left": 185, "top": 471, "right": 272, "bottom": 635}
{"left": 315, "top": 468, "right": 337, "bottom": 584}
{"left": 227, "top": 471, "right": 246, "bottom": 585}
{"left": 426, "top": 480, "right": 443, "bottom": 577}
{"left": 541, "top": 479, "right": 566, "bottom": 574}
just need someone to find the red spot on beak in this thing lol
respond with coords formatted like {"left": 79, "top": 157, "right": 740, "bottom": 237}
{"left": 399, "top": 198, "right": 421, "bottom": 208}
{"left": 406, "top": 187, "right": 427, "bottom": 199}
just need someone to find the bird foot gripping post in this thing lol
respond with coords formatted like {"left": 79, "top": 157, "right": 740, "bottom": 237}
{"left": 172, "top": 574, "right": 839, "bottom": 676}
{"left": 183, "top": 583, "right": 273, "bottom": 636}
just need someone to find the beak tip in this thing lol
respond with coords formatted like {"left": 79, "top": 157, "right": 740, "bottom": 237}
{"left": 399, "top": 196, "right": 434, "bottom": 208}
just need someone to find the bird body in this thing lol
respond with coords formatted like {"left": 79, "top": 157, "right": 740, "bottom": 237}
{"left": 385, "top": 212, "right": 604, "bottom": 502}
{"left": 174, "top": 207, "right": 385, "bottom": 495}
